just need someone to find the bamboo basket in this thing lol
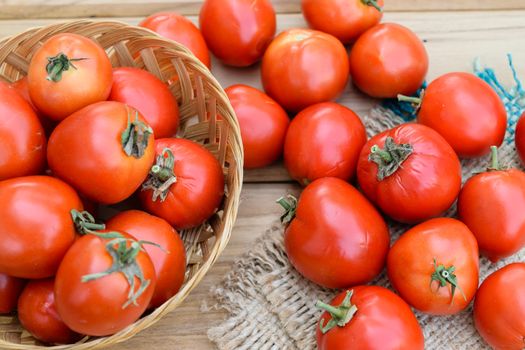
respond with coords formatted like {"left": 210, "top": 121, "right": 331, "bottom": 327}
{"left": 0, "top": 20, "right": 243, "bottom": 349}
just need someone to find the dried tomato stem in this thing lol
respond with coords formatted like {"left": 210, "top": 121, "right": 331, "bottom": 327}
{"left": 121, "top": 111, "right": 153, "bottom": 159}
{"left": 276, "top": 195, "right": 298, "bottom": 225}
{"left": 70, "top": 209, "right": 105, "bottom": 234}
{"left": 46, "top": 53, "right": 87, "bottom": 82}
{"left": 362, "top": 0, "right": 382, "bottom": 12}
{"left": 397, "top": 94, "right": 423, "bottom": 107}
{"left": 141, "top": 148, "right": 177, "bottom": 202}
{"left": 488, "top": 146, "right": 500, "bottom": 171}
{"left": 369, "top": 137, "right": 413, "bottom": 181}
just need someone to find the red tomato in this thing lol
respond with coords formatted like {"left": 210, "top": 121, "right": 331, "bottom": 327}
{"left": 47, "top": 101, "right": 155, "bottom": 205}
{"left": 140, "top": 12, "right": 211, "bottom": 68}
{"left": 283, "top": 102, "right": 366, "bottom": 186}
{"left": 349, "top": 23, "right": 428, "bottom": 98}
{"left": 262, "top": 29, "right": 349, "bottom": 112}
{"left": 458, "top": 147, "right": 525, "bottom": 262}
{"left": 106, "top": 210, "right": 186, "bottom": 308}
{"left": 316, "top": 286, "right": 424, "bottom": 350}
{"left": 109, "top": 67, "right": 179, "bottom": 138}
{"left": 515, "top": 112, "right": 525, "bottom": 164}
{"left": 0, "top": 274, "right": 25, "bottom": 314}
{"left": 357, "top": 123, "right": 461, "bottom": 224}
{"left": 199, "top": 0, "right": 276, "bottom": 67}
{"left": 474, "top": 263, "right": 525, "bottom": 350}
{"left": 18, "top": 279, "right": 81, "bottom": 344}
{"left": 140, "top": 138, "right": 224, "bottom": 229}
{"left": 27, "top": 33, "right": 112, "bottom": 121}
{"left": 55, "top": 231, "right": 156, "bottom": 336}
{"left": 279, "top": 177, "right": 389, "bottom": 288}
{"left": 387, "top": 218, "right": 479, "bottom": 315}
{"left": 225, "top": 84, "right": 289, "bottom": 169}
{"left": 0, "top": 81, "right": 46, "bottom": 181}
{"left": 302, "top": 0, "right": 383, "bottom": 43}
{"left": 412, "top": 72, "right": 507, "bottom": 158}
{"left": 0, "top": 176, "right": 83, "bottom": 278}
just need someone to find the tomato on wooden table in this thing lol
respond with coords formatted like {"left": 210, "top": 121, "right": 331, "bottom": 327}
{"left": 515, "top": 112, "right": 525, "bottom": 164}
{"left": 316, "top": 286, "right": 424, "bottom": 350}
{"left": 262, "top": 29, "right": 349, "bottom": 112}
{"left": 278, "top": 177, "right": 390, "bottom": 288}
{"left": 0, "top": 274, "right": 25, "bottom": 314}
{"left": 357, "top": 123, "right": 461, "bottom": 224}
{"left": 27, "top": 33, "right": 112, "bottom": 121}
{"left": 283, "top": 102, "right": 366, "bottom": 186}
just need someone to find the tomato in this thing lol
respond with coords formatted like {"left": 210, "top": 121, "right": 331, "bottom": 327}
{"left": 199, "top": 0, "right": 276, "bottom": 67}
{"left": 262, "top": 29, "right": 349, "bottom": 112}
{"left": 106, "top": 210, "right": 186, "bottom": 308}
{"left": 458, "top": 146, "right": 525, "bottom": 262}
{"left": 10, "top": 77, "right": 55, "bottom": 133}
{"left": 278, "top": 177, "right": 389, "bottom": 288}
{"left": 0, "top": 274, "right": 25, "bottom": 314}
{"left": 283, "top": 102, "right": 366, "bottom": 186}
{"left": 387, "top": 218, "right": 479, "bottom": 315}
{"left": 349, "top": 23, "right": 428, "bottom": 98}
{"left": 0, "top": 176, "right": 82, "bottom": 279}
{"left": 27, "top": 33, "right": 113, "bottom": 121}
{"left": 140, "top": 138, "right": 224, "bottom": 229}
{"left": 225, "top": 84, "right": 289, "bottom": 169}
{"left": 474, "top": 263, "right": 525, "bottom": 350}
{"left": 302, "top": 0, "right": 383, "bottom": 43}
{"left": 140, "top": 12, "right": 211, "bottom": 68}
{"left": 515, "top": 112, "right": 525, "bottom": 164}
{"left": 47, "top": 101, "right": 155, "bottom": 205}
{"left": 0, "top": 81, "right": 46, "bottom": 181}
{"left": 316, "top": 286, "right": 424, "bottom": 350}
{"left": 18, "top": 279, "right": 81, "bottom": 344}
{"left": 55, "top": 231, "right": 156, "bottom": 336}
{"left": 357, "top": 123, "right": 461, "bottom": 224}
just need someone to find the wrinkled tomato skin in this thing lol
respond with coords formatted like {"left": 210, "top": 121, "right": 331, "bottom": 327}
{"left": 0, "top": 274, "right": 25, "bottom": 314}
{"left": 515, "top": 113, "right": 525, "bottom": 164}
{"left": 285, "top": 177, "right": 390, "bottom": 288}
{"left": 284, "top": 102, "right": 366, "bottom": 186}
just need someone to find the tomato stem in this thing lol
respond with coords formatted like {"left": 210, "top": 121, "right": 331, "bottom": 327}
{"left": 315, "top": 290, "right": 358, "bottom": 334}
{"left": 46, "top": 53, "right": 87, "bottom": 82}
{"left": 362, "top": 0, "right": 382, "bottom": 12}
{"left": 121, "top": 110, "right": 154, "bottom": 159}
{"left": 70, "top": 209, "right": 105, "bottom": 234}
{"left": 430, "top": 259, "right": 467, "bottom": 305}
{"left": 142, "top": 148, "right": 177, "bottom": 202}
{"left": 276, "top": 195, "right": 298, "bottom": 225}
{"left": 397, "top": 94, "right": 422, "bottom": 107}
{"left": 369, "top": 137, "right": 413, "bottom": 181}
{"left": 488, "top": 145, "right": 500, "bottom": 171}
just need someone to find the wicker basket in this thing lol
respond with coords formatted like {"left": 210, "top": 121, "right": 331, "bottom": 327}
{"left": 0, "top": 20, "right": 243, "bottom": 349}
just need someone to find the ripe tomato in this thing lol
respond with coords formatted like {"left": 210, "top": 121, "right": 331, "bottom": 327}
{"left": 316, "top": 286, "right": 424, "bottom": 350}
{"left": 106, "top": 210, "right": 186, "bottom": 308}
{"left": 349, "top": 23, "right": 428, "bottom": 98}
{"left": 18, "top": 279, "right": 81, "bottom": 344}
{"left": 109, "top": 67, "right": 179, "bottom": 138}
{"left": 140, "top": 138, "right": 224, "bottom": 229}
{"left": 0, "top": 81, "right": 46, "bottom": 181}
{"left": 0, "top": 176, "right": 82, "bottom": 279}
{"left": 515, "top": 112, "right": 525, "bottom": 164}
{"left": 225, "top": 84, "right": 289, "bottom": 169}
{"left": 262, "top": 29, "right": 349, "bottom": 112}
{"left": 47, "top": 101, "right": 155, "bottom": 205}
{"left": 474, "top": 263, "right": 525, "bottom": 350}
{"left": 302, "top": 0, "right": 383, "bottom": 43}
{"left": 357, "top": 123, "right": 461, "bottom": 224}
{"left": 0, "top": 274, "right": 25, "bottom": 314}
{"left": 279, "top": 177, "right": 389, "bottom": 288}
{"left": 458, "top": 147, "right": 525, "bottom": 262}
{"left": 140, "top": 12, "right": 211, "bottom": 68}
{"left": 387, "top": 218, "right": 479, "bottom": 315}
{"left": 55, "top": 231, "right": 156, "bottom": 336}
{"left": 27, "top": 33, "right": 112, "bottom": 121}
{"left": 199, "top": 0, "right": 276, "bottom": 67}
{"left": 283, "top": 102, "right": 366, "bottom": 186}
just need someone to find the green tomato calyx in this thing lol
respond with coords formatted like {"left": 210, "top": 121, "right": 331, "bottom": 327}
{"left": 369, "top": 137, "right": 413, "bottom": 181}
{"left": 430, "top": 259, "right": 467, "bottom": 305}
{"left": 316, "top": 290, "right": 358, "bottom": 334}
{"left": 276, "top": 195, "right": 298, "bottom": 225}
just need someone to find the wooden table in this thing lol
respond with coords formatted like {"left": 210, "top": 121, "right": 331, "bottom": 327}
{"left": 1, "top": 1, "right": 524, "bottom": 349}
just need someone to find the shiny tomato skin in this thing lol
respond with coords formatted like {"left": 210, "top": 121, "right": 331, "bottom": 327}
{"left": 357, "top": 123, "right": 461, "bottom": 224}
{"left": 199, "top": 0, "right": 276, "bottom": 67}
{"left": 349, "top": 23, "right": 428, "bottom": 98}
{"left": 106, "top": 210, "right": 186, "bottom": 308}
{"left": 225, "top": 84, "right": 289, "bottom": 169}
{"left": 47, "top": 101, "right": 155, "bottom": 205}
{"left": 0, "top": 274, "right": 25, "bottom": 314}
{"left": 458, "top": 168, "right": 525, "bottom": 262}
{"left": 284, "top": 102, "right": 366, "bottom": 186}
{"left": 262, "top": 29, "right": 349, "bottom": 112}
{"left": 387, "top": 218, "right": 479, "bottom": 315}
{"left": 27, "top": 33, "right": 112, "bottom": 121}
{"left": 285, "top": 177, "right": 390, "bottom": 288}
{"left": 474, "top": 263, "right": 525, "bottom": 350}
{"left": 418, "top": 73, "right": 507, "bottom": 158}
{"left": 140, "top": 12, "right": 211, "bottom": 68}
{"left": 515, "top": 113, "right": 525, "bottom": 164}
{"left": 55, "top": 231, "right": 156, "bottom": 336}
{"left": 302, "top": 0, "right": 383, "bottom": 43}
{"left": 0, "top": 176, "right": 82, "bottom": 279}
{"left": 317, "top": 286, "right": 424, "bottom": 350}
{"left": 18, "top": 279, "right": 81, "bottom": 344}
